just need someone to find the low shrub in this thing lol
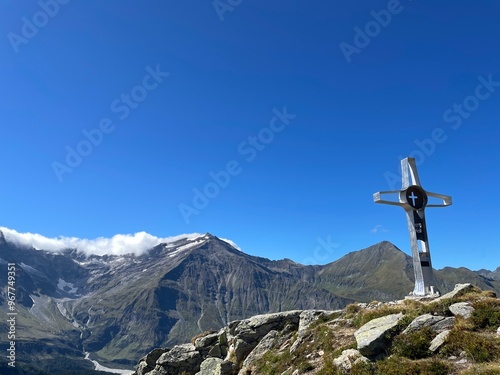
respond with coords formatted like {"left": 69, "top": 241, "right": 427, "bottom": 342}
{"left": 319, "top": 357, "right": 341, "bottom": 375}
{"left": 391, "top": 327, "right": 434, "bottom": 359}
{"left": 346, "top": 303, "right": 362, "bottom": 316}
{"left": 318, "top": 357, "right": 374, "bottom": 375}
{"left": 470, "top": 299, "right": 500, "bottom": 330}
{"left": 441, "top": 329, "right": 500, "bottom": 363}
{"left": 419, "top": 298, "right": 455, "bottom": 317}
{"left": 375, "top": 356, "right": 453, "bottom": 375}
{"left": 350, "top": 360, "right": 375, "bottom": 375}
{"left": 309, "top": 311, "right": 342, "bottom": 329}
{"left": 253, "top": 349, "right": 292, "bottom": 375}
{"left": 459, "top": 363, "right": 500, "bottom": 374}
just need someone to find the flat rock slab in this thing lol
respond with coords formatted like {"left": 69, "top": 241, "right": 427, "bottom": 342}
{"left": 449, "top": 302, "right": 475, "bottom": 319}
{"left": 355, "top": 313, "right": 404, "bottom": 357}
{"left": 403, "top": 314, "right": 455, "bottom": 334}
{"left": 403, "top": 314, "right": 446, "bottom": 334}
{"left": 431, "top": 317, "right": 455, "bottom": 332}
{"left": 433, "top": 283, "right": 478, "bottom": 302}
{"left": 236, "top": 310, "right": 302, "bottom": 331}
{"left": 154, "top": 343, "right": 203, "bottom": 374}
{"left": 429, "top": 330, "right": 450, "bottom": 353}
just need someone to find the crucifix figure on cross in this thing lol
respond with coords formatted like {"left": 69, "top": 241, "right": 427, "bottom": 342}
{"left": 373, "top": 157, "right": 452, "bottom": 297}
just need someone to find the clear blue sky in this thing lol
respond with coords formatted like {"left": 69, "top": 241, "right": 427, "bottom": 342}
{"left": 1, "top": 1, "right": 499, "bottom": 270}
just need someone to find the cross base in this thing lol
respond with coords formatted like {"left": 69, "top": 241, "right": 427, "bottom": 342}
{"left": 404, "top": 292, "right": 440, "bottom": 301}
{"left": 408, "top": 285, "right": 440, "bottom": 299}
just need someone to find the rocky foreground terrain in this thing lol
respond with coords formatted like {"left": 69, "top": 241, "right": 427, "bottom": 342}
{"left": 134, "top": 284, "right": 500, "bottom": 375}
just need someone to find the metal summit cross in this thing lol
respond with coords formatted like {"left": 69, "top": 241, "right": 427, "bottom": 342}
{"left": 373, "top": 157, "right": 452, "bottom": 297}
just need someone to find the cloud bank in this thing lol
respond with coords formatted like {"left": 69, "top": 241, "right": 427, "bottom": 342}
{"left": 0, "top": 227, "right": 203, "bottom": 256}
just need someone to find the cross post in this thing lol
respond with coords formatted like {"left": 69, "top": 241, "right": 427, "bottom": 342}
{"left": 373, "top": 157, "right": 452, "bottom": 297}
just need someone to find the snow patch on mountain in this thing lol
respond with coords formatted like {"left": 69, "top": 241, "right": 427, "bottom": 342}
{"left": 167, "top": 238, "right": 207, "bottom": 257}
{"left": 57, "top": 278, "right": 78, "bottom": 294}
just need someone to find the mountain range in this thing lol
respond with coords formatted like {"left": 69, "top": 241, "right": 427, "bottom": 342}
{"left": 0, "top": 230, "right": 499, "bottom": 374}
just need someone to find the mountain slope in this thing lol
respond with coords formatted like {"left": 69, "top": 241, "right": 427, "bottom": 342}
{"left": 317, "top": 241, "right": 415, "bottom": 301}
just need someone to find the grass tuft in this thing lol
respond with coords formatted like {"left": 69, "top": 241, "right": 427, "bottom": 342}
{"left": 391, "top": 327, "right": 434, "bottom": 359}
{"left": 351, "top": 306, "right": 408, "bottom": 328}
{"left": 440, "top": 329, "right": 500, "bottom": 363}
{"left": 469, "top": 298, "right": 500, "bottom": 330}
{"left": 459, "top": 363, "right": 500, "bottom": 374}
{"left": 375, "top": 356, "right": 453, "bottom": 375}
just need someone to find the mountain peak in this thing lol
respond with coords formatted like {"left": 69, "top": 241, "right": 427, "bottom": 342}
{"left": 0, "top": 229, "right": 5, "bottom": 246}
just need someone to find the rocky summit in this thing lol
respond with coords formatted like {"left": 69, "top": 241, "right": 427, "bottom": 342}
{"left": 135, "top": 283, "right": 500, "bottom": 375}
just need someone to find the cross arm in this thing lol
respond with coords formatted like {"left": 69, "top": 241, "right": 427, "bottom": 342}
{"left": 425, "top": 191, "right": 453, "bottom": 208}
{"left": 373, "top": 190, "right": 405, "bottom": 206}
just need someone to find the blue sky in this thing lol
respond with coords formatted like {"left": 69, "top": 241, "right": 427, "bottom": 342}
{"left": 1, "top": 0, "right": 499, "bottom": 270}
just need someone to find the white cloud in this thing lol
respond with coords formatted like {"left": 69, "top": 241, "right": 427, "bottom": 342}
{"left": 370, "top": 224, "right": 388, "bottom": 234}
{"left": 220, "top": 238, "right": 242, "bottom": 251}
{"left": 0, "top": 227, "right": 203, "bottom": 256}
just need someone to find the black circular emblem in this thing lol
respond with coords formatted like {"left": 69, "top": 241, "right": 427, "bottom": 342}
{"left": 404, "top": 185, "right": 428, "bottom": 209}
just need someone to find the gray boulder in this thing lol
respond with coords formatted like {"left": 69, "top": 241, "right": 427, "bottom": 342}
{"left": 208, "top": 344, "right": 223, "bottom": 358}
{"left": 228, "top": 338, "right": 255, "bottom": 365}
{"left": 234, "top": 310, "right": 301, "bottom": 338}
{"left": 239, "top": 330, "right": 279, "bottom": 374}
{"left": 333, "top": 349, "right": 369, "bottom": 372}
{"left": 449, "top": 302, "right": 475, "bottom": 319}
{"left": 152, "top": 343, "right": 203, "bottom": 375}
{"left": 354, "top": 313, "right": 404, "bottom": 357}
{"left": 196, "top": 358, "right": 235, "bottom": 375}
{"left": 194, "top": 332, "right": 219, "bottom": 350}
{"left": 227, "top": 310, "right": 301, "bottom": 366}
{"left": 403, "top": 314, "right": 446, "bottom": 334}
{"left": 429, "top": 330, "right": 450, "bottom": 353}
{"left": 135, "top": 348, "right": 169, "bottom": 375}
{"left": 431, "top": 317, "right": 455, "bottom": 332}
{"left": 403, "top": 314, "right": 455, "bottom": 334}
